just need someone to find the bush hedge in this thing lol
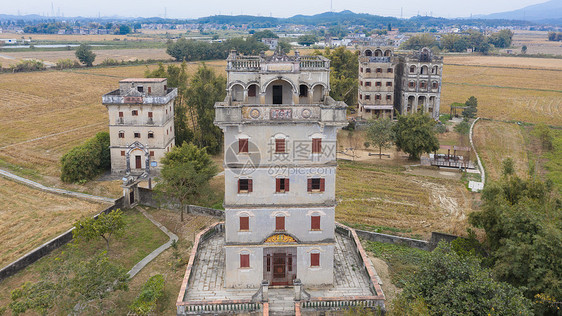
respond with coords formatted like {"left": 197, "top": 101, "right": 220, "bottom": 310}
{"left": 60, "top": 132, "right": 110, "bottom": 183}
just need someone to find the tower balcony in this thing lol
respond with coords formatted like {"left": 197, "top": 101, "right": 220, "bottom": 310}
{"left": 102, "top": 88, "right": 177, "bottom": 105}
{"left": 214, "top": 100, "right": 348, "bottom": 127}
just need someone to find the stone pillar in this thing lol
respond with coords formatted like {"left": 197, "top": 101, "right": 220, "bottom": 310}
{"left": 261, "top": 280, "right": 269, "bottom": 302}
{"left": 293, "top": 279, "right": 302, "bottom": 301}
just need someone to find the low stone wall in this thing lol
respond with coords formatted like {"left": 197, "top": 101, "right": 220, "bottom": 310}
{"left": 137, "top": 187, "right": 225, "bottom": 218}
{"left": 0, "top": 197, "right": 124, "bottom": 281}
{"left": 354, "top": 229, "right": 430, "bottom": 251}
{"left": 429, "top": 232, "right": 460, "bottom": 250}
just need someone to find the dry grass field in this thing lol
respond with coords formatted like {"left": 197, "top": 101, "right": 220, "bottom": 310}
{"left": 507, "top": 30, "right": 562, "bottom": 56}
{"left": 442, "top": 56, "right": 562, "bottom": 125}
{"left": 0, "top": 48, "right": 172, "bottom": 67}
{"left": 335, "top": 160, "right": 473, "bottom": 240}
{"left": 472, "top": 120, "right": 529, "bottom": 181}
{"left": 0, "top": 61, "right": 227, "bottom": 188}
{"left": 0, "top": 176, "right": 106, "bottom": 268}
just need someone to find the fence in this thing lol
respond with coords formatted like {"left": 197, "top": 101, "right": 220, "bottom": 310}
{"left": 0, "top": 197, "right": 124, "bottom": 281}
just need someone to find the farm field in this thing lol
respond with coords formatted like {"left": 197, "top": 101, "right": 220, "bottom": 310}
{"left": 0, "top": 48, "right": 172, "bottom": 67}
{"left": 335, "top": 160, "right": 473, "bottom": 240}
{"left": 0, "top": 61, "right": 227, "bottom": 188}
{"left": 508, "top": 30, "right": 562, "bottom": 56}
{"left": 442, "top": 56, "right": 562, "bottom": 125}
{"left": 472, "top": 120, "right": 529, "bottom": 181}
{"left": 0, "top": 176, "right": 107, "bottom": 268}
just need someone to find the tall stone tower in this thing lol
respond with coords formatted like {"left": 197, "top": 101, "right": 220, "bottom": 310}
{"left": 357, "top": 46, "right": 397, "bottom": 119}
{"left": 214, "top": 50, "right": 348, "bottom": 288}
{"left": 102, "top": 78, "right": 177, "bottom": 174}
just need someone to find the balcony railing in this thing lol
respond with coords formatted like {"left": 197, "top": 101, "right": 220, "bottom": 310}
{"left": 102, "top": 88, "right": 177, "bottom": 105}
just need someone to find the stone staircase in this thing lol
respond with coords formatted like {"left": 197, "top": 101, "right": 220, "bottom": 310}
{"left": 268, "top": 288, "right": 296, "bottom": 315}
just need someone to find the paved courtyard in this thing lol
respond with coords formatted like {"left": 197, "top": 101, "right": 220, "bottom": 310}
{"left": 183, "top": 230, "right": 375, "bottom": 303}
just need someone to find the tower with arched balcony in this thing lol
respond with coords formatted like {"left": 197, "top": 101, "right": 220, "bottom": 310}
{"left": 215, "top": 50, "right": 348, "bottom": 288}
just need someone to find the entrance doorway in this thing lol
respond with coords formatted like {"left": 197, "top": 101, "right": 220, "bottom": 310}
{"left": 264, "top": 248, "right": 296, "bottom": 285}
{"left": 135, "top": 155, "right": 142, "bottom": 169}
{"left": 272, "top": 85, "right": 282, "bottom": 104}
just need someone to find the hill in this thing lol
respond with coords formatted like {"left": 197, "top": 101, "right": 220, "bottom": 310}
{"left": 477, "top": 0, "right": 562, "bottom": 24}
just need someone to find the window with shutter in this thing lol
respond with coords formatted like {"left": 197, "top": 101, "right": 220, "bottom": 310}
{"left": 309, "top": 178, "right": 323, "bottom": 192}
{"left": 240, "top": 216, "right": 249, "bottom": 231}
{"left": 238, "top": 179, "right": 252, "bottom": 193}
{"left": 119, "top": 111, "right": 123, "bottom": 117}
{"left": 312, "top": 138, "right": 322, "bottom": 154}
{"left": 276, "top": 178, "right": 289, "bottom": 193}
{"left": 275, "top": 216, "right": 285, "bottom": 231}
{"left": 240, "top": 254, "right": 250, "bottom": 268}
{"left": 311, "top": 216, "right": 321, "bottom": 230}
{"left": 239, "top": 138, "right": 249, "bottom": 153}
{"left": 311, "top": 253, "right": 320, "bottom": 267}
{"left": 248, "top": 85, "right": 257, "bottom": 97}
{"left": 320, "top": 178, "right": 325, "bottom": 192}
{"left": 148, "top": 111, "right": 153, "bottom": 118}
{"left": 275, "top": 139, "right": 285, "bottom": 153}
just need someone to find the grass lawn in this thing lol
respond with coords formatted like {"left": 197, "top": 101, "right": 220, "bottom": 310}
{"left": 0, "top": 208, "right": 168, "bottom": 314}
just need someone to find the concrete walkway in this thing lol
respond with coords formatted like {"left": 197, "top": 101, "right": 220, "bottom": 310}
{"left": 0, "top": 168, "right": 115, "bottom": 204}
{"left": 468, "top": 117, "right": 485, "bottom": 192}
{"left": 127, "top": 207, "right": 179, "bottom": 278}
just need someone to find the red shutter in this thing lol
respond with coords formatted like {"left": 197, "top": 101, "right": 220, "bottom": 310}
{"left": 240, "top": 254, "right": 250, "bottom": 268}
{"left": 276, "top": 178, "right": 281, "bottom": 193}
{"left": 311, "top": 216, "right": 321, "bottom": 230}
{"left": 240, "top": 216, "right": 249, "bottom": 230}
{"left": 311, "top": 253, "right": 320, "bottom": 267}
{"left": 238, "top": 179, "right": 241, "bottom": 193}
{"left": 239, "top": 138, "right": 248, "bottom": 153}
{"left": 276, "top": 216, "right": 285, "bottom": 231}
{"left": 320, "top": 178, "right": 325, "bottom": 192}
{"left": 248, "top": 179, "right": 253, "bottom": 192}
{"left": 284, "top": 178, "right": 290, "bottom": 192}
{"left": 148, "top": 111, "right": 153, "bottom": 118}
{"left": 307, "top": 179, "right": 312, "bottom": 192}
{"left": 275, "top": 139, "right": 285, "bottom": 153}
{"left": 312, "top": 138, "right": 322, "bottom": 154}
{"left": 119, "top": 111, "right": 123, "bottom": 117}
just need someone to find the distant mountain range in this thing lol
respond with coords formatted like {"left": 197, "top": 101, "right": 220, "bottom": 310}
{"left": 0, "top": 8, "right": 556, "bottom": 27}
{"left": 476, "top": 0, "right": 562, "bottom": 24}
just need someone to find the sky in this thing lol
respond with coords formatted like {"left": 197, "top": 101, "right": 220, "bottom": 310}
{"left": 0, "top": 0, "right": 549, "bottom": 19}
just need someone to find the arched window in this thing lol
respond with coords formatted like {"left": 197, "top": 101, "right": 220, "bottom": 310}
{"left": 118, "top": 131, "right": 125, "bottom": 138}
{"left": 410, "top": 65, "right": 416, "bottom": 74}
{"left": 365, "top": 49, "right": 372, "bottom": 57}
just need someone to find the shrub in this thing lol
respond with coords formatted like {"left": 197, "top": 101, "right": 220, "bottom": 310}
{"left": 55, "top": 58, "right": 80, "bottom": 69}
{"left": 434, "top": 123, "right": 447, "bottom": 134}
{"left": 9, "top": 60, "right": 46, "bottom": 72}
{"left": 60, "top": 132, "right": 110, "bottom": 183}
{"left": 100, "top": 58, "right": 121, "bottom": 66}
{"left": 453, "top": 120, "right": 470, "bottom": 135}
{"left": 129, "top": 274, "right": 165, "bottom": 315}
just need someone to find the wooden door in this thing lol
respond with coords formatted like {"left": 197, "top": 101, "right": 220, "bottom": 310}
{"left": 273, "top": 85, "right": 282, "bottom": 104}
{"left": 135, "top": 155, "right": 142, "bottom": 169}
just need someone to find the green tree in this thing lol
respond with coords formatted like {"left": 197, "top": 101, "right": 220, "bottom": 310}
{"left": 145, "top": 62, "right": 194, "bottom": 146}
{"left": 366, "top": 118, "right": 394, "bottom": 159}
{"left": 277, "top": 40, "right": 292, "bottom": 54}
{"left": 521, "top": 45, "right": 528, "bottom": 54}
{"left": 392, "top": 242, "right": 533, "bottom": 315}
{"left": 118, "top": 24, "right": 131, "bottom": 35}
{"left": 60, "top": 132, "right": 110, "bottom": 183}
{"left": 156, "top": 142, "right": 218, "bottom": 221}
{"left": 186, "top": 64, "right": 226, "bottom": 154}
{"left": 393, "top": 112, "right": 439, "bottom": 160}
{"left": 72, "top": 209, "right": 126, "bottom": 253}
{"left": 502, "top": 157, "right": 515, "bottom": 176}
{"left": 400, "top": 33, "right": 437, "bottom": 50}
{"left": 489, "top": 29, "right": 513, "bottom": 48}
{"left": 462, "top": 96, "right": 478, "bottom": 119}
{"left": 251, "top": 29, "right": 278, "bottom": 41}
{"left": 454, "top": 120, "right": 470, "bottom": 135}
{"left": 75, "top": 44, "right": 96, "bottom": 67}
{"left": 317, "top": 47, "right": 358, "bottom": 107}
{"left": 297, "top": 34, "right": 318, "bottom": 46}
{"left": 469, "top": 176, "right": 562, "bottom": 306}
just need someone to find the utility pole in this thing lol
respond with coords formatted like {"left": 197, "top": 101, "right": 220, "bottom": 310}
{"left": 401, "top": 7, "right": 403, "bottom": 19}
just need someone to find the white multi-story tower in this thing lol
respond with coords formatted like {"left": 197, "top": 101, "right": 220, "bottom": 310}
{"left": 102, "top": 78, "right": 177, "bottom": 174}
{"left": 215, "top": 50, "right": 348, "bottom": 288}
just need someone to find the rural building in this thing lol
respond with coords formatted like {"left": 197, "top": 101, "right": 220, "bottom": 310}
{"left": 102, "top": 78, "right": 177, "bottom": 175}
{"left": 177, "top": 50, "right": 385, "bottom": 314}
{"left": 358, "top": 47, "right": 398, "bottom": 119}
{"left": 261, "top": 37, "right": 278, "bottom": 50}
{"left": 357, "top": 46, "right": 443, "bottom": 120}
{"left": 215, "top": 49, "right": 348, "bottom": 287}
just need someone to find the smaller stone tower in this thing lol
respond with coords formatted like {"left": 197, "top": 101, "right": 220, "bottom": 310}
{"left": 102, "top": 78, "right": 177, "bottom": 175}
